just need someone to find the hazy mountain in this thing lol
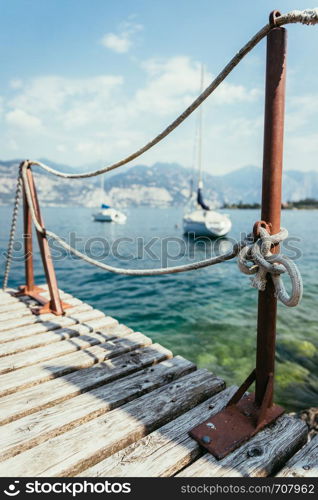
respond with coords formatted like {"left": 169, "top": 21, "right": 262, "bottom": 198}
{"left": 0, "top": 159, "right": 317, "bottom": 207}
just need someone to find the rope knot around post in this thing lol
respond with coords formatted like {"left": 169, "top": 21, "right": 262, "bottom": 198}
{"left": 237, "top": 224, "right": 303, "bottom": 307}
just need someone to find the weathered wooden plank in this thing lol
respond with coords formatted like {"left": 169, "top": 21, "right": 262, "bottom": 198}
{"left": 0, "top": 293, "right": 78, "bottom": 312}
{"left": 0, "top": 317, "right": 123, "bottom": 357}
{"left": 0, "top": 308, "right": 31, "bottom": 322}
{"left": 2, "top": 288, "right": 76, "bottom": 303}
{"left": 0, "top": 297, "right": 84, "bottom": 322}
{"left": 0, "top": 291, "right": 20, "bottom": 304}
{"left": 0, "top": 327, "right": 135, "bottom": 373}
{"left": 0, "top": 297, "right": 43, "bottom": 310}
{"left": 0, "top": 331, "right": 152, "bottom": 397}
{"left": 0, "top": 344, "right": 172, "bottom": 425}
{"left": 0, "top": 295, "right": 38, "bottom": 308}
{"left": 176, "top": 415, "right": 308, "bottom": 477}
{"left": 1, "top": 288, "right": 74, "bottom": 300}
{"left": 32, "top": 290, "right": 75, "bottom": 300}
{"left": 39, "top": 284, "right": 69, "bottom": 293}
{"left": 0, "top": 301, "right": 31, "bottom": 314}
{"left": 0, "top": 289, "right": 78, "bottom": 311}
{"left": 0, "top": 318, "right": 76, "bottom": 343}
{"left": 0, "top": 302, "right": 95, "bottom": 333}
{"left": 0, "top": 356, "right": 195, "bottom": 461}
{"left": 0, "top": 308, "right": 106, "bottom": 344}
{"left": 0, "top": 288, "right": 85, "bottom": 314}
{"left": 0, "top": 369, "right": 218, "bottom": 477}
{"left": 0, "top": 290, "right": 77, "bottom": 313}
{"left": 276, "top": 436, "right": 318, "bottom": 477}
{"left": 79, "top": 382, "right": 231, "bottom": 477}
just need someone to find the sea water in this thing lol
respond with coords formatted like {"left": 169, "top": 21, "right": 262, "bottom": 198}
{"left": 0, "top": 205, "right": 317, "bottom": 411}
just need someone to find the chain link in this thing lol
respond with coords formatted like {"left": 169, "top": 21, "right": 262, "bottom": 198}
{"left": 2, "top": 170, "right": 23, "bottom": 290}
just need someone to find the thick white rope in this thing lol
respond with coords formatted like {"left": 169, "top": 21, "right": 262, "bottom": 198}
{"left": 19, "top": 166, "right": 303, "bottom": 307}
{"left": 237, "top": 227, "right": 303, "bottom": 307}
{"left": 20, "top": 166, "right": 245, "bottom": 275}
{"left": 282, "top": 8, "right": 318, "bottom": 25}
{"left": 24, "top": 7, "right": 318, "bottom": 180}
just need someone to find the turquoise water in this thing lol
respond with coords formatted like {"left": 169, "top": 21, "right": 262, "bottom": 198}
{"left": 0, "top": 205, "right": 317, "bottom": 411}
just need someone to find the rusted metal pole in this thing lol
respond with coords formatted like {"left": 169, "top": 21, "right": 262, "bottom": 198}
{"left": 255, "top": 25, "right": 287, "bottom": 407}
{"left": 188, "top": 16, "right": 287, "bottom": 459}
{"left": 23, "top": 187, "right": 35, "bottom": 291}
{"left": 25, "top": 168, "right": 64, "bottom": 316}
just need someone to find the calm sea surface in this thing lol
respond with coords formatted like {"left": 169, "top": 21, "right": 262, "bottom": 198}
{"left": 0, "top": 205, "right": 317, "bottom": 411}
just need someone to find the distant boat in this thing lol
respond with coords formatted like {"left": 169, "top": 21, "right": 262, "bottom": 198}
{"left": 93, "top": 176, "right": 127, "bottom": 224}
{"left": 183, "top": 65, "right": 232, "bottom": 238}
{"left": 183, "top": 204, "right": 232, "bottom": 238}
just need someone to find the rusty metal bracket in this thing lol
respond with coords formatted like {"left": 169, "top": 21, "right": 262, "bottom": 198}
{"left": 226, "top": 368, "right": 256, "bottom": 407}
{"left": 189, "top": 368, "right": 284, "bottom": 459}
{"left": 269, "top": 10, "right": 281, "bottom": 28}
{"left": 188, "top": 391, "right": 284, "bottom": 460}
{"left": 189, "top": 15, "right": 287, "bottom": 459}
{"left": 15, "top": 164, "right": 70, "bottom": 316}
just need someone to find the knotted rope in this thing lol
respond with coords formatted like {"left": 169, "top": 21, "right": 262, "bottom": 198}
{"left": 19, "top": 161, "right": 246, "bottom": 275}
{"left": 237, "top": 227, "right": 303, "bottom": 307}
{"left": 1, "top": 164, "right": 301, "bottom": 309}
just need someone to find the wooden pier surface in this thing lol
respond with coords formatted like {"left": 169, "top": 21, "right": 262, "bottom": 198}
{"left": 0, "top": 286, "right": 316, "bottom": 477}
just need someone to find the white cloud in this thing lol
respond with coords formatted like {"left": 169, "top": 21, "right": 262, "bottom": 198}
{"left": 0, "top": 56, "right": 265, "bottom": 171}
{"left": 9, "top": 75, "right": 123, "bottom": 116}
{"left": 101, "top": 33, "right": 131, "bottom": 54}
{"left": 8, "top": 138, "right": 18, "bottom": 150}
{"left": 101, "top": 20, "right": 142, "bottom": 54}
{"left": 286, "top": 94, "right": 318, "bottom": 133}
{"left": 5, "top": 108, "right": 43, "bottom": 131}
{"left": 135, "top": 57, "right": 259, "bottom": 117}
{"left": 10, "top": 79, "right": 23, "bottom": 89}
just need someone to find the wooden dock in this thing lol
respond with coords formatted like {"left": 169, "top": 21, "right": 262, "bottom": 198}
{"left": 0, "top": 286, "right": 316, "bottom": 477}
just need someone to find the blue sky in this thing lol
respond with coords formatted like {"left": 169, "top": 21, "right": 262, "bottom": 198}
{"left": 1, "top": 0, "right": 318, "bottom": 174}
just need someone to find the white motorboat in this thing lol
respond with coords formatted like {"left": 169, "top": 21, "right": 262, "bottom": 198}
{"left": 183, "top": 65, "right": 231, "bottom": 238}
{"left": 93, "top": 176, "right": 127, "bottom": 224}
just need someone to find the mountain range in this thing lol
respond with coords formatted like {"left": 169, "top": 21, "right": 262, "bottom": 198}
{"left": 0, "top": 159, "right": 317, "bottom": 207}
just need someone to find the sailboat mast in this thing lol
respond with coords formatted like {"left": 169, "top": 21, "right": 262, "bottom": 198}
{"left": 197, "top": 64, "right": 204, "bottom": 186}
{"left": 100, "top": 175, "right": 104, "bottom": 206}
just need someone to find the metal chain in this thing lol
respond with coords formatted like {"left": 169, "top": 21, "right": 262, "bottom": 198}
{"left": 2, "top": 170, "right": 23, "bottom": 290}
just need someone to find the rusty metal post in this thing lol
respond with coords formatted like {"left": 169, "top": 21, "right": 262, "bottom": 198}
{"left": 17, "top": 166, "right": 70, "bottom": 316}
{"left": 255, "top": 24, "right": 287, "bottom": 407}
{"left": 25, "top": 168, "right": 64, "bottom": 316}
{"left": 22, "top": 187, "right": 35, "bottom": 291}
{"left": 188, "top": 15, "right": 287, "bottom": 459}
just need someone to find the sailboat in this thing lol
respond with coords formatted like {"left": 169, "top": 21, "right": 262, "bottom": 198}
{"left": 183, "top": 66, "right": 232, "bottom": 238}
{"left": 93, "top": 175, "right": 127, "bottom": 223}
